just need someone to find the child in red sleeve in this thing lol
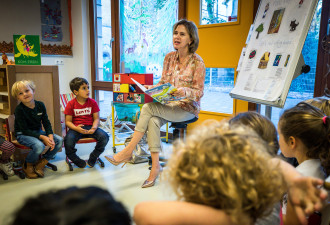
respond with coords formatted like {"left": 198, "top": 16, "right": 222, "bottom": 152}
{"left": 64, "top": 77, "right": 109, "bottom": 168}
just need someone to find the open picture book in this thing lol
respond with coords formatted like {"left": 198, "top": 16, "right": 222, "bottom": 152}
{"left": 131, "top": 78, "right": 185, "bottom": 104}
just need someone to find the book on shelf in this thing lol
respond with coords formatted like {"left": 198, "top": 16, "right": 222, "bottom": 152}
{"left": 131, "top": 78, "right": 184, "bottom": 104}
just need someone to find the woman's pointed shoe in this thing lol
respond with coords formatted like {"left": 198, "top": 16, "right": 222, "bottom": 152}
{"left": 141, "top": 179, "right": 157, "bottom": 188}
{"left": 141, "top": 167, "right": 163, "bottom": 188}
{"left": 105, "top": 155, "right": 131, "bottom": 168}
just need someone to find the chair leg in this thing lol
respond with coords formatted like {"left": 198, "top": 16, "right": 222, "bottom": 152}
{"left": 46, "top": 162, "right": 57, "bottom": 171}
{"left": 173, "top": 128, "right": 180, "bottom": 140}
{"left": 97, "top": 158, "right": 105, "bottom": 167}
{"left": 66, "top": 156, "right": 73, "bottom": 171}
{"left": 179, "top": 128, "right": 185, "bottom": 140}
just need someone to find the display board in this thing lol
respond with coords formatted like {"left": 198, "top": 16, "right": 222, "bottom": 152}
{"left": 230, "top": 0, "right": 318, "bottom": 108}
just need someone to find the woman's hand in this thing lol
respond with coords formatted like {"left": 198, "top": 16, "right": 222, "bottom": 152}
{"left": 144, "top": 85, "right": 153, "bottom": 90}
{"left": 170, "top": 87, "right": 186, "bottom": 98}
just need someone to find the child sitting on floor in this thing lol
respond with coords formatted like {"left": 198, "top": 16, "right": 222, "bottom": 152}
{"left": 64, "top": 77, "right": 109, "bottom": 168}
{"left": 134, "top": 121, "right": 328, "bottom": 225}
{"left": 11, "top": 186, "right": 131, "bottom": 225}
{"left": 304, "top": 96, "right": 330, "bottom": 116}
{"left": 278, "top": 102, "right": 330, "bottom": 224}
{"left": 11, "top": 80, "right": 63, "bottom": 179}
{"left": 229, "top": 111, "right": 279, "bottom": 155}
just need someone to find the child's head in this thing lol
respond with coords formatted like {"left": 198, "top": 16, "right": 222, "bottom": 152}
{"left": 278, "top": 102, "right": 330, "bottom": 175}
{"left": 304, "top": 96, "right": 330, "bottom": 116}
{"left": 69, "top": 77, "right": 89, "bottom": 95}
{"left": 167, "top": 121, "right": 286, "bottom": 224}
{"left": 229, "top": 111, "right": 279, "bottom": 155}
{"left": 11, "top": 80, "right": 36, "bottom": 99}
{"left": 11, "top": 186, "right": 131, "bottom": 225}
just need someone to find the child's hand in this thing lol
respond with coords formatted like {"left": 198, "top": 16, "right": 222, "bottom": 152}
{"left": 288, "top": 176, "right": 328, "bottom": 224}
{"left": 48, "top": 135, "right": 55, "bottom": 151}
{"left": 170, "top": 87, "right": 185, "bottom": 97}
{"left": 40, "top": 135, "right": 55, "bottom": 150}
{"left": 76, "top": 124, "right": 88, "bottom": 134}
{"left": 87, "top": 127, "right": 97, "bottom": 134}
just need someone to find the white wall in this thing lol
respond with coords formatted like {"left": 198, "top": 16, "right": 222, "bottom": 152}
{"left": 2, "top": 0, "right": 91, "bottom": 94}
{"left": 42, "top": 0, "right": 91, "bottom": 94}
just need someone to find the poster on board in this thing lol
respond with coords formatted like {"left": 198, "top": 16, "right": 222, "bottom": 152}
{"left": 230, "top": 0, "right": 318, "bottom": 108}
{"left": 13, "top": 35, "right": 41, "bottom": 65}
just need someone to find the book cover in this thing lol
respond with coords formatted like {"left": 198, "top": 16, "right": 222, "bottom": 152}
{"left": 13, "top": 35, "right": 41, "bottom": 65}
{"left": 131, "top": 78, "right": 184, "bottom": 104}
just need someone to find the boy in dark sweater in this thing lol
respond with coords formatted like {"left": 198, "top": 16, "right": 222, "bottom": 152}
{"left": 64, "top": 77, "right": 109, "bottom": 168}
{"left": 11, "top": 80, "right": 63, "bottom": 178}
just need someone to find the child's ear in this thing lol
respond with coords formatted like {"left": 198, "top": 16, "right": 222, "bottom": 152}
{"left": 73, "top": 90, "right": 78, "bottom": 96}
{"left": 288, "top": 136, "right": 296, "bottom": 149}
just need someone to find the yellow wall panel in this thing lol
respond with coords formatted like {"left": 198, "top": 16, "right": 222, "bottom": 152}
{"left": 185, "top": 0, "right": 255, "bottom": 131}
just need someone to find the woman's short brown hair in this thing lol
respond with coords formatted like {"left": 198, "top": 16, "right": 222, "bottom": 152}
{"left": 173, "top": 19, "right": 199, "bottom": 53}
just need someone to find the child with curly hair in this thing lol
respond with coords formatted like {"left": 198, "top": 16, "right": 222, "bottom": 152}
{"left": 134, "top": 121, "right": 327, "bottom": 225}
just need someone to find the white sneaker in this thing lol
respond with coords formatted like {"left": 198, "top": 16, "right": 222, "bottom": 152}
{"left": 0, "top": 162, "right": 15, "bottom": 176}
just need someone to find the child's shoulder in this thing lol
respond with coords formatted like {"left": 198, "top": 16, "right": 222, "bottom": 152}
{"left": 35, "top": 100, "right": 47, "bottom": 108}
{"left": 88, "top": 98, "right": 98, "bottom": 104}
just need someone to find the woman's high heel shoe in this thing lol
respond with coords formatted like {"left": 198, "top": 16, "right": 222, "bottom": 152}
{"left": 141, "top": 167, "right": 163, "bottom": 188}
{"left": 105, "top": 155, "right": 131, "bottom": 168}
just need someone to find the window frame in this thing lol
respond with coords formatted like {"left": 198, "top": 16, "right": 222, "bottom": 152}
{"left": 89, "top": 0, "right": 186, "bottom": 101}
{"left": 198, "top": 0, "right": 241, "bottom": 28}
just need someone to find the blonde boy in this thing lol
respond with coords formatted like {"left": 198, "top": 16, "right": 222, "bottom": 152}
{"left": 11, "top": 80, "right": 63, "bottom": 179}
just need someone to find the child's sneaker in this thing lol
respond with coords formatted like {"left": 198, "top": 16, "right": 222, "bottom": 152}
{"left": 68, "top": 155, "right": 86, "bottom": 168}
{"left": 0, "top": 162, "right": 15, "bottom": 176}
{"left": 87, "top": 153, "right": 98, "bottom": 168}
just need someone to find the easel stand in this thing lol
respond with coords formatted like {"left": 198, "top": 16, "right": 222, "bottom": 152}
{"left": 265, "top": 105, "right": 272, "bottom": 119}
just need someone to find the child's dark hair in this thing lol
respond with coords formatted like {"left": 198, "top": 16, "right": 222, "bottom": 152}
{"left": 279, "top": 102, "right": 330, "bottom": 175}
{"left": 11, "top": 186, "right": 131, "bottom": 225}
{"left": 69, "top": 77, "right": 89, "bottom": 93}
{"left": 229, "top": 111, "right": 279, "bottom": 155}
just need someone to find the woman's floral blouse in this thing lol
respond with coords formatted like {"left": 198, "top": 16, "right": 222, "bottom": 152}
{"left": 154, "top": 51, "right": 206, "bottom": 117}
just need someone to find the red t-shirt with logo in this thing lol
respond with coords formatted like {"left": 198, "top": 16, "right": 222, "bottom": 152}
{"left": 64, "top": 98, "right": 100, "bottom": 126}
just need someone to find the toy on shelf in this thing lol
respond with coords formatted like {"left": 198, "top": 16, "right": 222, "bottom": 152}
{"left": 1, "top": 52, "right": 15, "bottom": 65}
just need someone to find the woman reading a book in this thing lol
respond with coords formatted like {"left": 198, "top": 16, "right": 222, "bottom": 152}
{"left": 106, "top": 19, "right": 206, "bottom": 188}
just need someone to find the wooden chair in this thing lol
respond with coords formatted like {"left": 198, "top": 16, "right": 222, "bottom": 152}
{"left": 5, "top": 115, "right": 57, "bottom": 174}
{"left": 59, "top": 93, "right": 105, "bottom": 171}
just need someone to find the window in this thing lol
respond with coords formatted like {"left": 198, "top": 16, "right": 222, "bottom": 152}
{"left": 201, "top": 68, "right": 235, "bottom": 114}
{"left": 120, "top": 0, "right": 179, "bottom": 84}
{"left": 96, "top": 0, "right": 112, "bottom": 82}
{"left": 200, "top": 0, "right": 239, "bottom": 25}
{"left": 260, "top": 0, "right": 323, "bottom": 126}
{"left": 90, "top": 0, "right": 183, "bottom": 118}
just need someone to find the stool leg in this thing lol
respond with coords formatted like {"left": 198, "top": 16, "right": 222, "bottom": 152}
{"left": 173, "top": 128, "right": 180, "bottom": 140}
{"left": 179, "top": 128, "right": 185, "bottom": 140}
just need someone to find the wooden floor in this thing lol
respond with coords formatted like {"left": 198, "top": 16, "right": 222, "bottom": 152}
{"left": 0, "top": 138, "right": 175, "bottom": 225}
